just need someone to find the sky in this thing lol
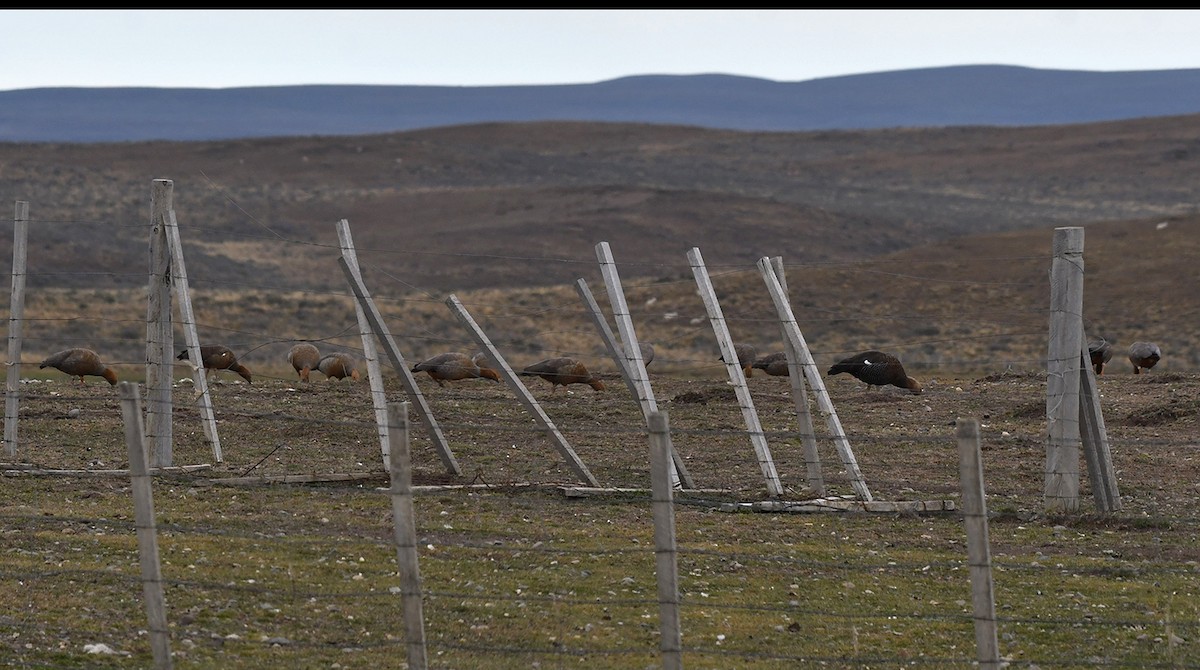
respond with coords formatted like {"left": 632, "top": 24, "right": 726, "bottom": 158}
{"left": 4, "top": 9, "right": 1200, "bottom": 91}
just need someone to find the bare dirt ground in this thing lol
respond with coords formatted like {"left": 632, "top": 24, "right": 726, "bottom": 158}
{"left": 11, "top": 363, "right": 1198, "bottom": 520}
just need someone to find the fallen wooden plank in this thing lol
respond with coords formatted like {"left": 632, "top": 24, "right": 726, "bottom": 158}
{"left": 718, "top": 498, "right": 958, "bottom": 514}
{"left": 3, "top": 464, "right": 212, "bottom": 477}
{"left": 210, "top": 472, "right": 382, "bottom": 486}
{"left": 560, "top": 486, "right": 732, "bottom": 498}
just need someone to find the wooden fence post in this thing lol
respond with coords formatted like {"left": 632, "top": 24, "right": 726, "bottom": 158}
{"left": 1045, "top": 227, "right": 1084, "bottom": 513}
{"left": 648, "top": 410, "right": 682, "bottom": 670}
{"left": 4, "top": 200, "right": 29, "bottom": 458}
{"left": 336, "top": 219, "right": 391, "bottom": 468}
{"left": 145, "top": 181, "right": 174, "bottom": 468}
{"left": 119, "top": 382, "right": 173, "bottom": 669}
{"left": 688, "top": 247, "right": 782, "bottom": 497}
{"left": 956, "top": 418, "right": 1000, "bottom": 669}
{"left": 591, "top": 241, "right": 694, "bottom": 488}
{"left": 387, "top": 402, "right": 428, "bottom": 670}
{"left": 445, "top": 294, "right": 600, "bottom": 487}
{"left": 757, "top": 257, "right": 871, "bottom": 501}
{"left": 1078, "top": 352, "right": 1121, "bottom": 512}
{"left": 769, "top": 257, "right": 824, "bottom": 496}
{"left": 336, "top": 256, "right": 461, "bottom": 476}
{"left": 164, "top": 207, "right": 222, "bottom": 463}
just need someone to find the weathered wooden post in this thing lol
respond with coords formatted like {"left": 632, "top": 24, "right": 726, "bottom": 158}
{"left": 957, "top": 418, "right": 1000, "bottom": 669}
{"left": 1045, "top": 227, "right": 1084, "bottom": 513}
{"left": 386, "top": 402, "right": 428, "bottom": 670}
{"left": 648, "top": 410, "right": 682, "bottom": 670}
{"left": 120, "top": 382, "right": 173, "bottom": 669}
{"left": 145, "top": 181, "right": 174, "bottom": 467}
{"left": 4, "top": 201, "right": 29, "bottom": 458}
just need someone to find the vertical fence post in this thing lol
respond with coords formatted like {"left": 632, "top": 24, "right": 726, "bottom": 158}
{"left": 648, "top": 410, "right": 682, "bottom": 670}
{"left": 1045, "top": 227, "right": 1084, "bottom": 513}
{"left": 387, "top": 402, "right": 428, "bottom": 670}
{"left": 5, "top": 200, "right": 29, "bottom": 458}
{"left": 957, "top": 418, "right": 1000, "bottom": 669}
{"left": 145, "top": 180, "right": 174, "bottom": 468}
{"left": 119, "top": 382, "right": 173, "bottom": 669}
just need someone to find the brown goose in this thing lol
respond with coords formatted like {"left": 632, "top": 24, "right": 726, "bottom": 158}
{"left": 177, "top": 345, "right": 253, "bottom": 383}
{"left": 624, "top": 341, "right": 655, "bottom": 368}
{"left": 472, "top": 351, "right": 498, "bottom": 372}
{"left": 316, "top": 352, "right": 360, "bottom": 381}
{"left": 520, "top": 357, "right": 605, "bottom": 393}
{"left": 720, "top": 342, "right": 757, "bottom": 377}
{"left": 751, "top": 351, "right": 790, "bottom": 377}
{"left": 827, "top": 350, "right": 922, "bottom": 394}
{"left": 1087, "top": 338, "right": 1114, "bottom": 375}
{"left": 287, "top": 343, "right": 321, "bottom": 382}
{"left": 413, "top": 352, "right": 501, "bottom": 387}
{"left": 38, "top": 348, "right": 118, "bottom": 386}
{"left": 1128, "top": 341, "right": 1161, "bottom": 374}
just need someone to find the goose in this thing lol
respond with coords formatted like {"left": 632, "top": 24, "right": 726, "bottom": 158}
{"left": 1087, "top": 338, "right": 1114, "bottom": 375}
{"left": 287, "top": 343, "right": 321, "bottom": 382}
{"left": 1127, "top": 341, "right": 1161, "bottom": 374}
{"left": 827, "top": 350, "right": 921, "bottom": 394}
{"left": 520, "top": 357, "right": 605, "bottom": 393}
{"left": 39, "top": 348, "right": 118, "bottom": 386}
{"left": 177, "top": 345, "right": 252, "bottom": 383}
{"left": 316, "top": 352, "right": 361, "bottom": 381}
{"left": 720, "top": 342, "right": 757, "bottom": 377}
{"left": 412, "top": 352, "right": 501, "bottom": 386}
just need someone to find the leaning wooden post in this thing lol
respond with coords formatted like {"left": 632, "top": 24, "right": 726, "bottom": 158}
{"left": 593, "top": 241, "right": 694, "bottom": 489}
{"left": 387, "top": 402, "right": 428, "bottom": 670}
{"left": 769, "top": 256, "right": 824, "bottom": 497}
{"left": 119, "top": 382, "right": 174, "bottom": 669}
{"left": 648, "top": 410, "right": 682, "bottom": 670}
{"left": 1078, "top": 351, "right": 1121, "bottom": 512}
{"left": 164, "top": 208, "right": 222, "bottom": 463}
{"left": 956, "top": 418, "right": 1000, "bottom": 669}
{"left": 336, "top": 219, "right": 390, "bottom": 467}
{"left": 758, "top": 258, "right": 872, "bottom": 502}
{"left": 445, "top": 294, "right": 600, "bottom": 487}
{"left": 337, "top": 256, "right": 461, "bottom": 476}
{"left": 688, "top": 247, "right": 782, "bottom": 497}
{"left": 4, "top": 200, "right": 29, "bottom": 458}
{"left": 145, "top": 180, "right": 174, "bottom": 468}
{"left": 1045, "top": 227, "right": 1084, "bottom": 513}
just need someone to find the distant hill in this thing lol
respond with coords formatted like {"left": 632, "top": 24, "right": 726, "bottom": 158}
{"left": 6, "top": 65, "right": 1200, "bottom": 142}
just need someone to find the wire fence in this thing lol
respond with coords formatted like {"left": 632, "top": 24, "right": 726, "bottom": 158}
{"left": 4, "top": 410, "right": 1200, "bottom": 668}
{"left": 4, "top": 186, "right": 1200, "bottom": 667}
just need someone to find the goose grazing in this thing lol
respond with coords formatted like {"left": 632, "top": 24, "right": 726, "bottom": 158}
{"left": 472, "top": 351, "right": 498, "bottom": 373}
{"left": 39, "top": 348, "right": 118, "bottom": 386}
{"left": 1087, "top": 338, "right": 1114, "bottom": 375}
{"left": 520, "top": 357, "right": 605, "bottom": 393}
{"left": 624, "top": 341, "right": 655, "bottom": 368}
{"left": 720, "top": 342, "right": 757, "bottom": 377}
{"left": 177, "top": 345, "right": 253, "bottom": 383}
{"left": 827, "top": 350, "right": 922, "bottom": 394}
{"left": 1128, "top": 341, "right": 1162, "bottom": 374}
{"left": 316, "top": 352, "right": 360, "bottom": 381}
{"left": 287, "top": 343, "right": 321, "bottom": 382}
{"left": 412, "top": 352, "right": 501, "bottom": 387}
{"left": 751, "top": 351, "right": 790, "bottom": 377}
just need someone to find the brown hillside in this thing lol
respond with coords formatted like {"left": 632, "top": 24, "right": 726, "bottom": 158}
{"left": 1, "top": 118, "right": 1198, "bottom": 373}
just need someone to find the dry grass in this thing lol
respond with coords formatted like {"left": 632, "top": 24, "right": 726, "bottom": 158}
{"left": 3, "top": 367, "right": 1200, "bottom": 667}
